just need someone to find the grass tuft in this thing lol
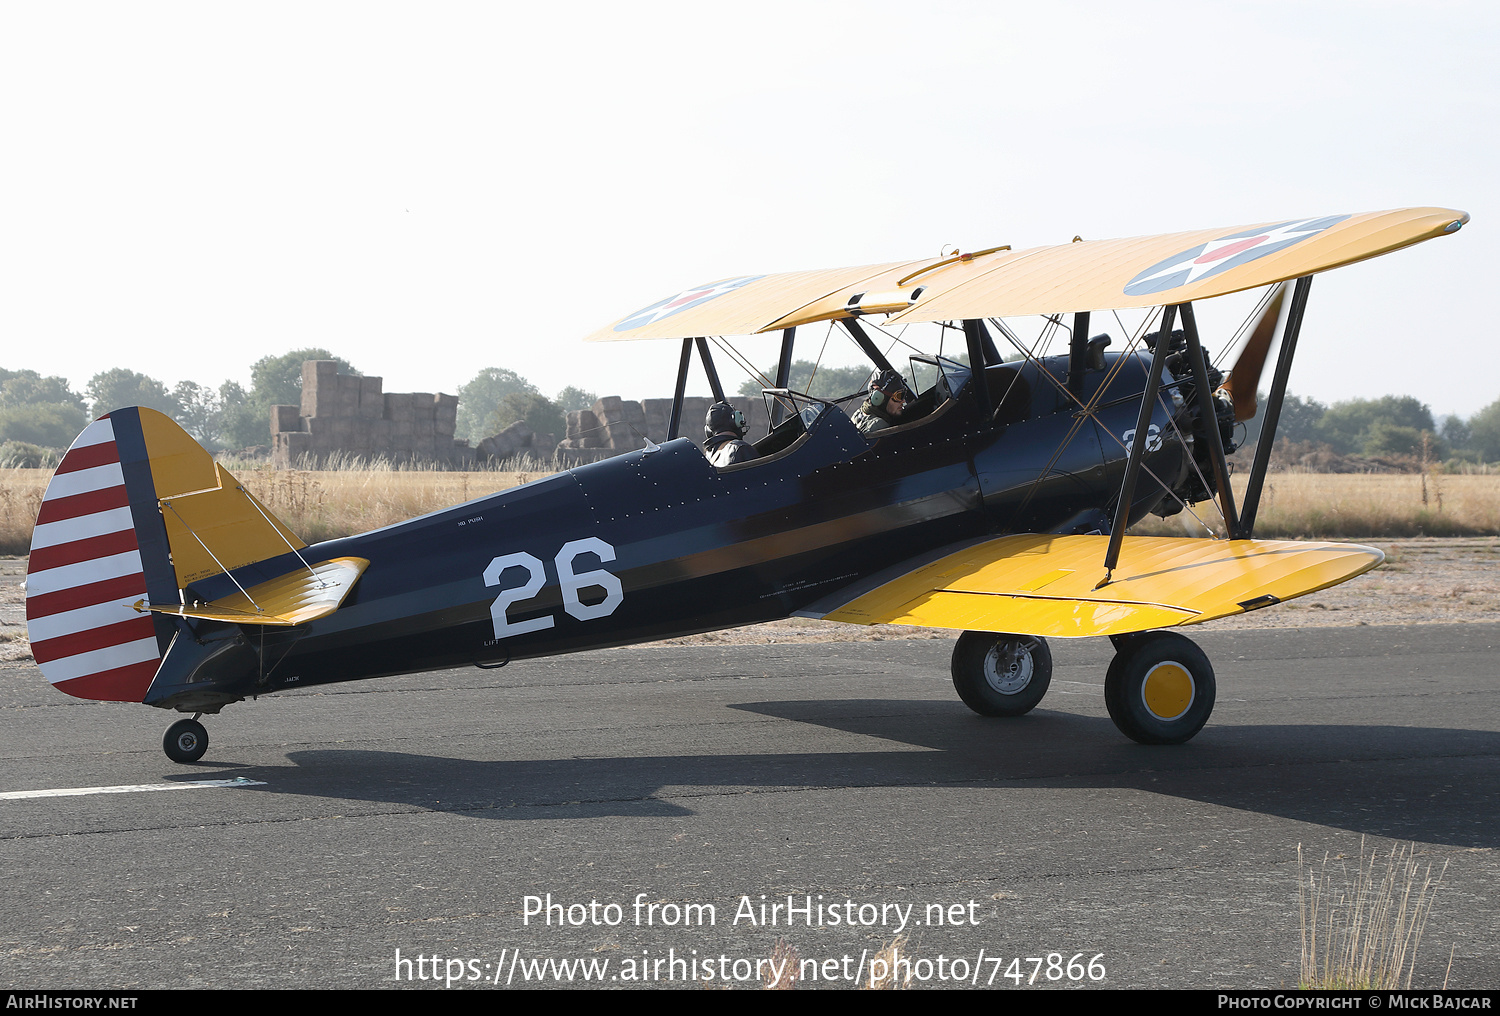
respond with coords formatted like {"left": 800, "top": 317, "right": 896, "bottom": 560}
{"left": 761, "top": 938, "right": 799, "bottom": 989}
{"left": 1298, "top": 839, "right": 1446, "bottom": 990}
{"left": 864, "top": 935, "right": 912, "bottom": 989}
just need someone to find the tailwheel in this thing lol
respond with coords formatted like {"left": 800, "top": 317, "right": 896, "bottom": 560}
{"left": 951, "top": 631, "right": 1052, "bottom": 716}
{"left": 163, "top": 717, "right": 209, "bottom": 764}
{"left": 1104, "top": 631, "right": 1215, "bottom": 744}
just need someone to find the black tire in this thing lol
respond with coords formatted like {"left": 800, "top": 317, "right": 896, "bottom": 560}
{"left": 163, "top": 719, "right": 208, "bottom": 764}
{"left": 1104, "top": 631, "right": 1215, "bottom": 744}
{"left": 951, "top": 631, "right": 1052, "bottom": 716}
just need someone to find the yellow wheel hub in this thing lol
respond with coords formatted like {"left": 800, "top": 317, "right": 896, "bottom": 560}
{"left": 1142, "top": 662, "right": 1194, "bottom": 720}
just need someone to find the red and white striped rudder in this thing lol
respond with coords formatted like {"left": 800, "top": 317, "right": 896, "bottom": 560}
{"left": 25, "top": 416, "right": 164, "bottom": 701}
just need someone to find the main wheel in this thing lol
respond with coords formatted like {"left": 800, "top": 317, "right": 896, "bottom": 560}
{"left": 951, "top": 631, "right": 1052, "bottom": 716}
{"left": 163, "top": 719, "right": 208, "bottom": 764}
{"left": 1104, "top": 631, "right": 1215, "bottom": 744}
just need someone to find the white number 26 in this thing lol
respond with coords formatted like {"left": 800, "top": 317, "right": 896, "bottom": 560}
{"left": 483, "top": 538, "right": 624, "bottom": 640}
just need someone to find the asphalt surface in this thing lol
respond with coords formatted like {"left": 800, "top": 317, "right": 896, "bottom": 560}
{"left": 1, "top": 623, "right": 1496, "bottom": 990}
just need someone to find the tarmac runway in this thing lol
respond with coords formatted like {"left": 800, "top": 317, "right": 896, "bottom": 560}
{"left": 1, "top": 622, "right": 1496, "bottom": 990}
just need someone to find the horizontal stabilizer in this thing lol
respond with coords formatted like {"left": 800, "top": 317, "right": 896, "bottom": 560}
{"left": 796, "top": 535, "right": 1383, "bottom": 638}
{"left": 139, "top": 557, "right": 368, "bottom": 627}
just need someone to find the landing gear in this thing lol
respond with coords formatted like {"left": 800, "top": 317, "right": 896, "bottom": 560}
{"left": 951, "top": 631, "right": 1052, "bottom": 716}
{"left": 1104, "top": 631, "right": 1215, "bottom": 744}
{"left": 163, "top": 716, "right": 208, "bottom": 763}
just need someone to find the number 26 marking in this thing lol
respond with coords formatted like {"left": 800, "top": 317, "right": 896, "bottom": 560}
{"left": 483, "top": 538, "right": 624, "bottom": 640}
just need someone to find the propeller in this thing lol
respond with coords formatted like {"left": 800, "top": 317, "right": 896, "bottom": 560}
{"left": 1221, "top": 282, "right": 1287, "bottom": 421}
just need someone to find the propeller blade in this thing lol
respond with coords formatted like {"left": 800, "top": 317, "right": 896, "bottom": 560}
{"left": 1222, "top": 282, "right": 1287, "bottom": 421}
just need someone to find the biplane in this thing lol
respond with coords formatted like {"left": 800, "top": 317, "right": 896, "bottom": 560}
{"left": 25, "top": 207, "right": 1467, "bottom": 762}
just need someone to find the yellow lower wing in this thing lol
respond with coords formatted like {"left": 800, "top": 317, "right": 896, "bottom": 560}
{"left": 137, "top": 557, "right": 368, "bottom": 627}
{"left": 797, "top": 535, "right": 1382, "bottom": 638}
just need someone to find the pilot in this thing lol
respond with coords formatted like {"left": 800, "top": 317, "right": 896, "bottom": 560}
{"left": 851, "top": 369, "right": 913, "bottom": 435}
{"left": 703, "top": 401, "right": 757, "bottom": 466}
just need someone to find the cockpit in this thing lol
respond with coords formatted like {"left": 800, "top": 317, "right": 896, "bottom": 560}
{"left": 711, "top": 353, "right": 973, "bottom": 471}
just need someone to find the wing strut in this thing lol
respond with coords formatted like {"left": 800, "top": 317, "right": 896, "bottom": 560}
{"left": 961, "top": 319, "right": 993, "bottom": 421}
{"left": 693, "top": 336, "right": 728, "bottom": 402}
{"left": 666, "top": 337, "right": 693, "bottom": 440}
{"left": 1100, "top": 304, "right": 1177, "bottom": 585}
{"left": 666, "top": 336, "right": 731, "bottom": 440}
{"left": 1179, "top": 302, "right": 1243, "bottom": 539}
{"left": 1240, "top": 275, "right": 1313, "bottom": 535}
{"left": 1067, "top": 311, "right": 1090, "bottom": 397}
{"left": 771, "top": 327, "right": 796, "bottom": 427}
{"left": 840, "top": 318, "right": 895, "bottom": 374}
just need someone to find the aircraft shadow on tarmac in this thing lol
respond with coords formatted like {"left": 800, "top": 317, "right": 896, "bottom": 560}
{"left": 195, "top": 700, "right": 1498, "bottom": 848}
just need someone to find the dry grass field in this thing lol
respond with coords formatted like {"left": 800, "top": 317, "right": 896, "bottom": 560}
{"left": 2, "top": 464, "right": 1497, "bottom": 555}
{"left": 1132, "top": 472, "right": 1500, "bottom": 539}
{"left": 0, "top": 464, "right": 547, "bottom": 554}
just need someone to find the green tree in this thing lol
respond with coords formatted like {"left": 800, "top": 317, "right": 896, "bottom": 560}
{"left": 1314, "top": 396, "right": 1434, "bottom": 455}
{"left": 217, "top": 381, "right": 266, "bottom": 450}
{"left": 1468, "top": 397, "right": 1500, "bottom": 462}
{"left": 250, "top": 349, "right": 359, "bottom": 410}
{"left": 0, "top": 403, "right": 89, "bottom": 449}
{"left": 1439, "top": 414, "right": 1471, "bottom": 453}
{"left": 0, "top": 369, "right": 87, "bottom": 414}
{"left": 486, "top": 392, "right": 565, "bottom": 443}
{"left": 0, "top": 368, "right": 89, "bottom": 451}
{"left": 457, "top": 368, "right": 539, "bottom": 445}
{"left": 85, "top": 369, "right": 180, "bottom": 419}
{"left": 554, "top": 386, "right": 598, "bottom": 413}
{"left": 1363, "top": 422, "right": 1442, "bottom": 460}
{"left": 230, "top": 349, "right": 358, "bottom": 448}
{"left": 1271, "top": 393, "right": 1326, "bottom": 445}
{"left": 172, "top": 381, "right": 226, "bottom": 446}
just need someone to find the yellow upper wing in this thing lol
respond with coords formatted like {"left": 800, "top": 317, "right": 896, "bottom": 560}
{"left": 795, "top": 535, "right": 1383, "bottom": 639}
{"left": 586, "top": 207, "right": 1466, "bottom": 341}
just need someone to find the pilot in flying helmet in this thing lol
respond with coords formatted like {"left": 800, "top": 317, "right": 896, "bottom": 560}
{"left": 704, "top": 401, "right": 757, "bottom": 467}
{"left": 851, "top": 369, "right": 913, "bottom": 435}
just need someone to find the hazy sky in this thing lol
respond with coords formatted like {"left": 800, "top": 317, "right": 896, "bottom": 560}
{"left": 3, "top": 1, "right": 1494, "bottom": 417}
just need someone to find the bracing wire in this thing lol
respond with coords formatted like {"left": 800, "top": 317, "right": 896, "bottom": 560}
{"left": 806, "top": 322, "right": 834, "bottom": 394}
{"left": 1005, "top": 306, "right": 1165, "bottom": 523}
{"left": 1214, "top": 285, "right": 1279, "bottom": 370}
{"left": 159, "top": 501, "right": 262, "bottom": 611}
{"left": 708, "top": 334, "right": 776, "bottom": 391}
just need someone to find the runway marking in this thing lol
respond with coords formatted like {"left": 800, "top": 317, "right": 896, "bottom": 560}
{"left": 0, "top": 777, "right": 266, "bottom": 800}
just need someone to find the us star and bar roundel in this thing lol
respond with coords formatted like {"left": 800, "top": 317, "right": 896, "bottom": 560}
{"left": 613, "top": 275, "right": 766, "bottom": 332}
{"left": 1121, "top": 215, "right": 1352, "bottom": 297}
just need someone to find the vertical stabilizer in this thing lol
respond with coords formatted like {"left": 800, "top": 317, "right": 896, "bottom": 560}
{"left": 25, "top": 411, "right": 173, "bottom": 701}
{"left": 26, "top": 407, "right": 310, "bottom": 702}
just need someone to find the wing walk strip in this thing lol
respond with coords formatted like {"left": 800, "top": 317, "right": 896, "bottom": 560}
{"left": 24, "top": 416, "right": 163, "bottom": 699}
{"left": 0, "top": 778, "right": 267, "bottom": 801}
